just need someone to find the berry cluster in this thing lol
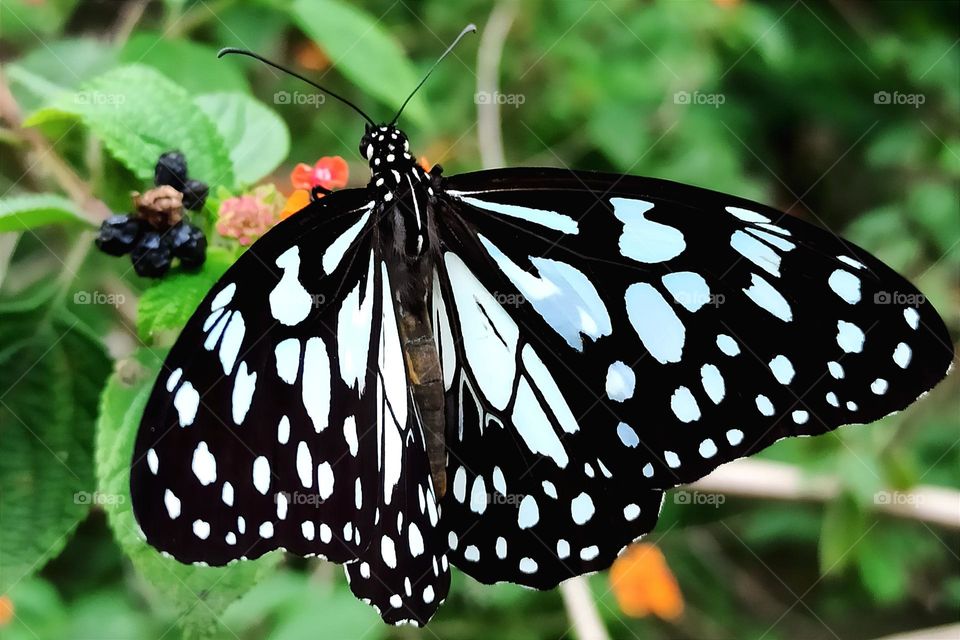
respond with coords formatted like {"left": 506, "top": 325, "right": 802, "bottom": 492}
{"left": 96, "top": 151, "right": 209, "bottom": 278}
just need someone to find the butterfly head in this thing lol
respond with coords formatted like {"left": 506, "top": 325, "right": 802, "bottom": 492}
{"left": 360, "top": 124, "right": 414, "bottom": 174}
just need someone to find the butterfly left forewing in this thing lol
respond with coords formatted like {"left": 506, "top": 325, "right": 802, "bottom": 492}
{"left": 131, "top": 191, "right": 384, "bottom": 566}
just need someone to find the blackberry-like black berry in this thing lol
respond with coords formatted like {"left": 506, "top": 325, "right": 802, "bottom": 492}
{"left": 154, "top": 151, "right": 188, "bottom": 190}
{"left": 169, "top": 221, "right": 207, "bottom": 269}
{"left": 95, "top": 214, "right": 143, "bottom": 256}
{"left": 181, "top": 179, "right": 209, "bottom": 211}
{"left": 131, "top": 230, "right": 173, "bottom": 278}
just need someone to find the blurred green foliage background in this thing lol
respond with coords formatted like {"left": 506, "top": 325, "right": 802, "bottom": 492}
{"left": 0, "top": 0, "right": 957, "bottom": 638}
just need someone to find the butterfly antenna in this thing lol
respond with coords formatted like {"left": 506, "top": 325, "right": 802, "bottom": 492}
{"left": 217, "top": 47, "right": 376, "bottom": 126}
{"left": 390, "top": 23, "right": 477, "bottom": 125}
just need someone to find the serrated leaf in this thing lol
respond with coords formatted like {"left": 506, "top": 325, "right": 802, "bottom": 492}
{"left": 95, "top": 348, "right": 279, "bottom": 639}
{"left": 120, "top": 33, "right": 249, "bottom": 95}
{"left": 25, "top": 65, "right": 235, "bottom": 189}
{"left": 195, "top": 93, "right": 290, "bottom": 186}
{"left": 0, "top": 194, "right": 92, "bottom": 232}
{"left": 290, "top": 0, "right": 429, "bottom": 126}
{"left": 137, "top": 247, "right": 234, "bottom": 343}
{"left": 0, "top": 312, "right": 109, "bottom": 594}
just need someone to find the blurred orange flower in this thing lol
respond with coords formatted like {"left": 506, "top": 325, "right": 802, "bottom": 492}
{"left": 418, "top": 156, "right": 432, "bottom": 172}
{"left": 0, "top": 595, "right": 13, "bottom": 626}
{"left": 291, "top": 156, "right": 349, "bottom": 192}
{"left": 609, "top": 542, "right": 684, "bottom": 621}
{"left": 280, "top": 189, "right": 311, "bottom": 220}
{"left": 294, "top": 41, "right": 330, "bottom": 71}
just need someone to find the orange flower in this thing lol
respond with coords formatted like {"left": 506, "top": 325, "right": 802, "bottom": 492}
{"left": 0, "top": 595, "right": 13, "bottom": 626}
{"left": 291, "top": 156, "right": 349, "bottom": 192}
{"left": 281, "top": 189, "right": 311, "bottom": 220}
{"left": 418, "top": 156, "right": 432, "bottom": 172}
{"left": 609, "top": 543, "right": 683, "bottom": 621}
{"left": 294, "top": 41, "right": 330, "bottom": 71}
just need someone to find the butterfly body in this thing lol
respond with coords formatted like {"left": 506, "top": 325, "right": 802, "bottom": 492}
{"left": 132, "top": 117, "right": 952, "bottom": 627}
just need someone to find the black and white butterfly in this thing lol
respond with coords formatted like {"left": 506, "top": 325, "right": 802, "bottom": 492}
{"left": 130, "top": 26, "right": 953, "bottom": 626}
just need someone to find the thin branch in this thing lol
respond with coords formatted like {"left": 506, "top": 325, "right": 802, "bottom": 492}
{"left": 871, "top": 622, "right": 960, "bottom": 640}
{"left": 476, "top": 0, "right": 519, "bottom": 168}
{"left": 689, "top": 459, "right": 960, "bottom": 530}
{"left": 559, "top": 578, "right": 611, "bottom": 640}
{"left": 0, "top": 69, "right": 111, "bottom": 223}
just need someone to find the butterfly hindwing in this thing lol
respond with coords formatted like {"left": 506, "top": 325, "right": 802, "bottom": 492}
{"left": 131, "top": 191, "right": 384, "bottom": 566}
{"left": 431, "top": 256, "right": 664, "bottom": 588}
{"left": 343, "top": 262, "right": 450, "bottom": 625}
{"left": 436, "top": 167, "right": 952, "bottom": 493}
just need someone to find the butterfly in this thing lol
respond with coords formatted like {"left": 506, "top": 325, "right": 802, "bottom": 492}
{"left": 129, "top": 25, "right": 953, "bottom": 626}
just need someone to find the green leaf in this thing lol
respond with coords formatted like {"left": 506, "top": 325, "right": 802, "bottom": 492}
{"left": 195, "top": 93, "right": 291, "bottom": 186}
{"left": 290, "top": 0, "right": 429, "bottom": 126}
{"left": 0, "top": 312, "right": 110, "bottom": 593}
{"left": 818, "top": 493, "right": 868, "bottom": 576}
{"left": 7, "top": 37, "right": 118, "bottom": 114}
{"left": 95, "top": 348, "right": 279, "bottom": 639}
{"left": 25, "top": 65, "right": 235, "bottom": 189}
{"left": 120, "top": 33, "right": 250, "bottom": 95}
{"left": 137, "top": 247, "right": 234, "bottom": 343}
{"left": 855, "top": 530, "right": 908, "bottom": 603}
{"left": 0, "top": 194, "right": 92, "bottom": 232}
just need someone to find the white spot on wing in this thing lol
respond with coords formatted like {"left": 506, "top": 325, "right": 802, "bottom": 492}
{"left": 828, "top": 270, "right": 861, "bottom": 304}
{"left": 606, "top": 361, "right": 636, "bottom": 402}
{"left": 444, "top": 252, "right": 519, "bottom": 409}
{"left": 274, "top": 338, "right": 301, "bottom": 384}
{"left": 726, "top": 206, "right": 771, "bottom": 223}
{"left": 836, "top": 320, "right": 865, "bottom": 353}
{"left": 323, "top": 209, "right": 372, "bottom": 274}
{"left": 231, "top": 361, "right": 257, "bottom": 425}
{"left": 612, "top": 198, "right": 685, "bottom": 263}
{"left": 253, "top": 456, "right": 270, "bottom": 494}
{"left": 296, "top": 442, "right": 313, "bottom": 488}
{"left": 269, "top": 247, "right": 312, "bottom": 326}
{"left": 626, "top": 282, "right": 685, "bottom": 364}
{"left": 302, "top": 337, "right": 331, "bottom": 432}
{"left": 511, "top": 376, "right": 569, "bottom": 467}
{"left": 455, "top": 194, "right": 578, "bottom": 234}
{"left": 662, "top": 271, "right": 712, "bottom": 312}
{"left": 191, "top": 441, "right": 217, "bottom": 486}
{"left": 700, "top": 364, "right": 725, "bottom": 404}
{"left": 173, "top": 381, "right": 199, "bottom": 427}
{"left": 670, "top": 386, "right": 700, "bottom": 423}
{"left": 743, "top": 273, "right": 793, "bottom": 321}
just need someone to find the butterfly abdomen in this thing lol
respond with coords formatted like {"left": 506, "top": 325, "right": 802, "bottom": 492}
{"left": 399, "top": 301, "right": 447, "bottom": 497}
